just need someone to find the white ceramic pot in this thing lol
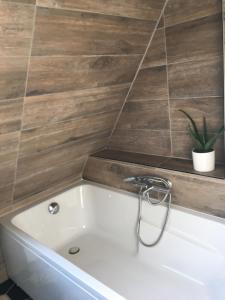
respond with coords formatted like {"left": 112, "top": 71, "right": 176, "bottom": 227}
{"left": 192, "top": 149, "right": 215, "bottom": 172}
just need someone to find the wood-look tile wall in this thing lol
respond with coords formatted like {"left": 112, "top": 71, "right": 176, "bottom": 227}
{"left": 84, "top": 156, "right": 225, "bottom": 218}
{"left": 109, "top": 0, "right": 224, "bottom": 162}
{"left": 0, "top": 0, "right": 166, "bottom": 212}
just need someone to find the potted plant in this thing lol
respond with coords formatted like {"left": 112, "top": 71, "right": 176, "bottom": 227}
{"left": 179, "top": 110, "right": 224, "bottom": 172}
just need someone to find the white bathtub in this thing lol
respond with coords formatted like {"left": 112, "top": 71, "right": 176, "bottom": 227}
{"left": 1, "top": 181, "right": 225, "bottom": 300}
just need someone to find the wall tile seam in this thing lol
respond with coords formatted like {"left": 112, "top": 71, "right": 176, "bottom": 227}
{"left": 18, "top": 144, "right": 111, "bottom": 165}
{"left": 21, "top": 108, "right": 121, "bottom": 132}
{"left": 126, "top": 96, "right": 224, "bottom": 102}
{"left": 29, "top": 54, "right": 146, "bottom": 58}
{"left": 23, "top": 82, "right": 131, "bottom": 100}
{"left": 81, "top": 155, "right": 93, "bottom": 179}
{"left": 80, "top": 140, "right": 111, "bottom": 178}
{"left": 19, "top": 136, "right": 110, "bottom": 160}
{"left": 107, "top": 0, "right": 170, "bottom": 143}
{"left": 164, "top": 11, "right": 223, "bottom": 29}
{"left": 166, "top": 53, "right": 223, "bottom": 68}
{"left": 16, "top": 155, "right": 88, "bottom": 181}
{"left": 82, "top": 144, "right": 110, "bottom": 160}
{"left": 18, "top": 130, "right": 112, "bottom": 160}
{"left": 20, "top": 126, "right": 111, "bottom": 143}
{"left": 163, "top": 8, "right": 173, "bottom": 157}
{"left": 0, "top": 97, "right": 24, "bottom": 103}
{"left": 25, "top": 81, "right": 138, "bottom": 99}
{"left": 140, "top": 53, "right": 223, "bottom": 70}
{"left": 141, "top": 63, "right": 167, "bottom": 70}
{"left": 14, "top": 174, "right": 83, "bottom": 204}
{"left": 0, "top": 0, "right": 35, "bottom": 7}
{"left": 0, "top": 54, "right": 143, "bottom": 59}
{"left": 112, "top": 128, "right": 171, "bottom": 133}
{"left": 18, "top": 133, "right": 109, "bottom": 157}
{"left": 126, "top": 99, "right": 170, "bottom": 102}
{"left": 35, "top": 3, "right": 161, "bottom": 22}
{"left": 12, "top": 5, "right": 37, "bottom": 204}
{"left": 169, "top": 95, "right": 224, "bottom": 100}
{"left": 171, "top": 129, "right": 224, "bottom": 134}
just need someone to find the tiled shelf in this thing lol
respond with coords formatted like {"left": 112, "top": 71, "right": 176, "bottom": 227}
{"left": 92, "top": 149, "right": 225, "bottom": 179}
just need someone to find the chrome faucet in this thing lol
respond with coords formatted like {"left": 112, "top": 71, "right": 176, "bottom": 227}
{"left": 124, "top": 175, "right": 172, "bottom": 247}
{"left": 124, "top": 176, "right": 150, "bottom": 188}
{"left": 124, "top": 176, "right": 172, "bottom": 202}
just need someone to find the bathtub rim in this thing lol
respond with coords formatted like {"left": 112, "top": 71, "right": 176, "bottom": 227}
{"left": 2, "top": 180, "right": 225, "bottom": 227}
{"left": 1, "top": 180, "right": 225, "bottom": 300}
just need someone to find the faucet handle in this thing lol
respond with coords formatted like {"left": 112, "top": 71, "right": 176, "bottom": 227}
{"left": 123, "top": 176, "right": 137, "bottom": 183}
{"left": 123, "top": 176, "right": 148, "bottom": 188}
{"left": 124, "top": 175, "right": 172, "bottom": 190}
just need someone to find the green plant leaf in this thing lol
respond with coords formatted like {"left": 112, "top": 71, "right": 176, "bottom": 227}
{"left": 187, "top": 125, "right": 204, "bottom": 150}
{"left": 179, "top": 109, "right": 224, "bottom": 153}
{"left": 203, "top": 116, "right": 208, "bottom": 144}
{"left": 179, "top": 110, "right": 203, "bottom": 144}
{"left": 204, "top": 125, "right": 224, "bottom": 151}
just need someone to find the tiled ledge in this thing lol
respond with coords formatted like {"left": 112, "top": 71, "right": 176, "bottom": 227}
{"left": 93, "top": 149, "right": 224, "bottom": 179}
{"left": 84, "top": 154, "right": 225, "bottom": 218}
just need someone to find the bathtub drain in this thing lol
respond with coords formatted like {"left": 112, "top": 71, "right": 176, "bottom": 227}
{"left": 68, "top": 247, "right": 80, "bottom": 255}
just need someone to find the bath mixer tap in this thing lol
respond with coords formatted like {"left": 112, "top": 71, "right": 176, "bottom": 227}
{"left": 124, "top": 176, "right": 149, "bottom": 188}
{"left": 124, "top": 176, "right": 172, "bottom": 200}
{"left": 124, "top": 175, "right": 172, "bottom": 247}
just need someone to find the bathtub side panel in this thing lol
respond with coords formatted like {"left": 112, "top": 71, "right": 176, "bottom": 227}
{"left": 0, "top": 228, "right": 102, "bottom": 300}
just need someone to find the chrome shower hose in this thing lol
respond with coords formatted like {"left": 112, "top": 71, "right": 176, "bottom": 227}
{"left": 137, "top": 187, "right": 171, "bottom": 247}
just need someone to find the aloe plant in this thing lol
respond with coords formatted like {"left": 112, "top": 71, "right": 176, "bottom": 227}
{"left": 179, "top": 110, "right": 224, "bottom": 153}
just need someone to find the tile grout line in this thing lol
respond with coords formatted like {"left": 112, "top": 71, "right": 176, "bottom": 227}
{"left": 140, "top": 53, "right": 223, "bottom": 69}
{"left": 166, "top": 53, "right": 223, "bottom": 67}
{"left": 22, "top": 108, "right": 120, "bottom": 132}
{"left": 26, "top": 2, "right": 221, "bottom": 25}
{"left": 16, "top": 155, "right": 87, "bottom": 183}
{"left": 164, "top": 11, "right": 221, "bottom": 29}
{"left": 81, "top": 155, "right": 91, "bottom": 179}
{"left": 36, "top": 3, "right": 157, "bottom": 22}
{"left": 0, "top": 54, "right": 144, "bottom": 58}
{"left": 164, "top": 12, "right": 173, "bottom": 157}
{"left": 1, "top": 0, "right": 34, "bottom": 7}
{"left": 24, "top": 82, "right": 131, "bottom": 99}
{"left": 127, "top": 95, "right": 224, "bottom": 102}
{"left": 11, "top": 4, "right": 37, "bottom": 204}
{"left": 81, "top": 144, "right": 108, "bottom": 179}
{"left": 107, "top": 0, "right": 170, "bottom": 144}
{"left": 18, "top": 128, "right": 111, "bottom": 159}
{"left": 30, "top": 54, "right": 144, "bottom": 58}
{"left": 1, "top": 53, "right": 222, "bottom": 64}
{"left": 113, "top": 128, "right": 221, "bottom": 134}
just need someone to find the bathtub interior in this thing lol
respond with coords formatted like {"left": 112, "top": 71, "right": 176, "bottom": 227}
{"left": 10, "top": 183, "right": 225, "bottom": 300}
{"left": 11, "top": 184, "right": 139, "bottom": 253}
